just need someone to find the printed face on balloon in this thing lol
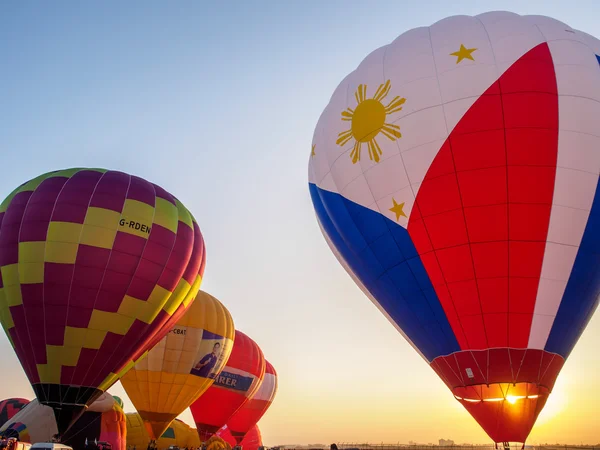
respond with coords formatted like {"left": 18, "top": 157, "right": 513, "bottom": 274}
{"left": 189, "top": 331, "right": 232, "bottom": 380}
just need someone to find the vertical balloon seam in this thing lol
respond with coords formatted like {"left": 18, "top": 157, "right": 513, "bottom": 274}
{"left": 313, "top": 201, "right": 436, "bottom": 362}
{"left": 225, "top": 340, "right": 264, "bottom": 432}
{"left": 381, "top": 37, "right": 474, "bottom": 357}
{"left": 535, "top": 42, "right": 600, "bottom": 354}
{"left": 25, "top": 169, "right": 93, "bottom": 407}
{"left": 167, "top": 290, "right": 211, "bottom": 420}
{"left": 88, "top": 175, "right": 164, "bottom": 390}
{"left": 311, "top": 135, "right": 464, "bottom": 361}
{"left": 473, "top": 14, "right": 510, "bottom": 376}
{"left": 160, "top": 300, "right": 189, "bottom": 418}
{"left": 432, "top": 44, "right": 546, "bottom": 390}
{"left": 159, "top": 291, "right": 205, "bottom": 420}
{"left": 5, "top": 171, "right": 54, "bottom": 395}
{"left": 422, "top": 24, "right": 492, "bottom": 377}
{"left": 72, "top": 171, "right": 146, "bottom": 400}
{"left": 59, "top": 169, "right": 113, "bottom": 405}
{"left": 10, "top": 172, "right": 57, "bottom": 403}
{"left": 131, "top": 213, "right": 202, "bottom": 379}
{"left": 314, "top": 179, "right": 457, "bottom": 362}
{"left": 123, "top": 194, "right": 200, "bottom": 408}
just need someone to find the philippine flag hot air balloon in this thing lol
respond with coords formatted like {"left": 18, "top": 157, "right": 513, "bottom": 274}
{"left": 190, "top": 330, "right": 265, "bottom": 442}
{"left": 308, "top": 12, "right": 600, "bottom": 445}
{"left": 226, "top": 360, "right": 277, "bottom": 444}
{"left": 120, "top": 290, "right": 235, "bottom": 439}
{"left": 0, "top": 168, "right": 206, "bottom": 437}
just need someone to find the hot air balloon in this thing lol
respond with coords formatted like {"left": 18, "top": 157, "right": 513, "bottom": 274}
{"left": 0, "top": 393, "right": 126, "bottom": 450}
{"left": 0, "top": 399, "right": 29, "bottom": 427}
{"left": 226, "top": 361, "right": 277, "bottom": 443}
{"left": 126, "top": 413, "right": 201, "bottom": 450}
{"left": 216, "top": 424, "right": 262, "bottom": 450}
{"left": 240, "top": 425, "right": 262, "bottom": 450}
{"left": 215, "top": 425, "right": 236, "bottom": 447}
{"left": 62, "top": 393, "right": 127, "bottom": 450}
{"left": 112, "top": 396, "right": 124, "bottom": 409}
{"left": 308, "top": 12, "right": 600, "bottom": 445}
{"left": 190, "top": 331, "right": 265, "bottom": 442}
{"left": 121, "top": 290, "right": 235, "bottom": 439}
{"left": 0, "top": 168, "right": 206, "bottom": 437}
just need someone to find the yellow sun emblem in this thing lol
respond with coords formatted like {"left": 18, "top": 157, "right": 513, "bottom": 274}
{"left": 336, "top": 80, "right": 405, "bottom": 164}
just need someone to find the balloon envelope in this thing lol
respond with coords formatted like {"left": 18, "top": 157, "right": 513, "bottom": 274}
{"left": 227, "top": 360, "right": 277, "bottom": 443}
{"left": 216, "top": 425, "right": 262, "bottom": 450}
{"left": 308, "top": 12, "right": 600, "bottom": 443}
{"left": 121, "top": 290, "right": 235, "bottom": 439}
{"left": 240, "top": 425, "right": 262, "bottom": 450}
{"left": 0, "top": 168, "right": 206, "bottom": 435}
{"left": 112, "top": 396, "right": 124, "bottom": 409}
{"left": 126, "top": 413, "right": 200, "bottom": 450}
{"left": 215, "top": 425, "right": 236, "bottom": 447}
{"left": 0, "top": 392, "right": 125, "bottom": 450}
{"left": 190, "top": 330, "right": 265, "bottom": 441}
{"left": 0, "top": 399, "right": 29, "bottom": 427}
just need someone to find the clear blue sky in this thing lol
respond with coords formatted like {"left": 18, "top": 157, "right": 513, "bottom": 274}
{"left": 1, "top": 0, "right": 600, "bottom": 445}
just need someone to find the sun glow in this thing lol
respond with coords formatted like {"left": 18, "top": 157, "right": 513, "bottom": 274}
{"left": 336, "top": 80, "right": 405, "bottom": 164}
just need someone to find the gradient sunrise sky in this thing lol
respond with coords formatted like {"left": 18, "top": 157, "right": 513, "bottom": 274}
{"left": 1, "top": 0, "right": 599, "bottom": 446}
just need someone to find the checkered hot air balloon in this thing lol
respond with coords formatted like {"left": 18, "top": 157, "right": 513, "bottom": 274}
{"left": 0, "top": 168, "right": 206, "bottom": 437}
{"left": 308, "top": 11, "right": 600, "bottom": 445}
{"left": 121, "top": 290, "right": 235, "bottom": 440}
{"left": 190, "top": 330, "right": 266, "bottom": 442}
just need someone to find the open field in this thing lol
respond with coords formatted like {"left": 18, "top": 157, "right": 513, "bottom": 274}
{"left": 275, "top": 445, "right": 600, "bottom": 450}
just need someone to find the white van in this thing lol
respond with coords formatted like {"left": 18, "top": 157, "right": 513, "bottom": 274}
{"left": 30, "top": 444, "right": 72, "bottom": 450}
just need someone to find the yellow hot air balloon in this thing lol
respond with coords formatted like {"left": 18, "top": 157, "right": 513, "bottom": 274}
{"left": 120, "top": 291, "right": 235, "bottom": 439}
{"left": 125, "top": 413, "right": 200, "bottom": 450}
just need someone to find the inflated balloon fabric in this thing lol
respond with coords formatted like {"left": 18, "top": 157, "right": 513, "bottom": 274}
{"left": 121, "top": 290, "right": 235, "bottom": 439}
{"left": 308, "top": 11, "right": 600, "bottom": 443}
{"left": 0, "top": 168, "right": 206, "bottom": 434}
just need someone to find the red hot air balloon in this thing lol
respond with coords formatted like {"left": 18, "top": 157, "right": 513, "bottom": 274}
{"left": 240, "top": 425, "right": 263, "bottom": 450}
{"left": 190, "top": 330, "right": 265, "bottom": 442}
{"left": 216, "top": 425, "right": 263, "bottom": 450}
{"left": 0, "top": 168, "right": 206, "bottom": 437}
{"left": 308, "top": 12, "right": 600, "bottom": 445}
{"left": 215, "top": 425, "right": 235, "bottom": 447}
{"left": 0, "top": 398, "right": 29, "bottom": 426}
{"left": 226, "top": 361, "right": 277, "bottom": 444}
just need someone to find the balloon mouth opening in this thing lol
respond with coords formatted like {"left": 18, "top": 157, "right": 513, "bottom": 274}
{"left": 452, "top": 382, "right": 550, "bottom": 404}
{"left": 452, "top": 382, "right": 550, "bottom": 443}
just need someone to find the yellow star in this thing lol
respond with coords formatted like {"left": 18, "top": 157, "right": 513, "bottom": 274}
{"left": 311, "top": 144, "right": 316, "bottom": 157}
{"left": 450, "top": 44, "right": 477, "bottom": 64}
{"left": 389, "top": 198, "right": 407, "bottom": 221}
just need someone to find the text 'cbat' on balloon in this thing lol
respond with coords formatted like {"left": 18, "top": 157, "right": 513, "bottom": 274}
{"left": 226, "top": 360, "right": 277, "bottom": 444}
{"left": 308, "top": 11, "right": 600, "bottom": 444}
{"left": 120, "top": 290, "right": 235, "bottom": 439}
{"left": 190, "top": 330, "right": 265, "bottom": 442}
{"left": 0, "top": 168, "right": 206, "bottom": 436}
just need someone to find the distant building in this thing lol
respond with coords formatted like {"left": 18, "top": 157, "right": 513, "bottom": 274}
{"left": 439, "top": 439, "right": 455, "bottom": 446}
